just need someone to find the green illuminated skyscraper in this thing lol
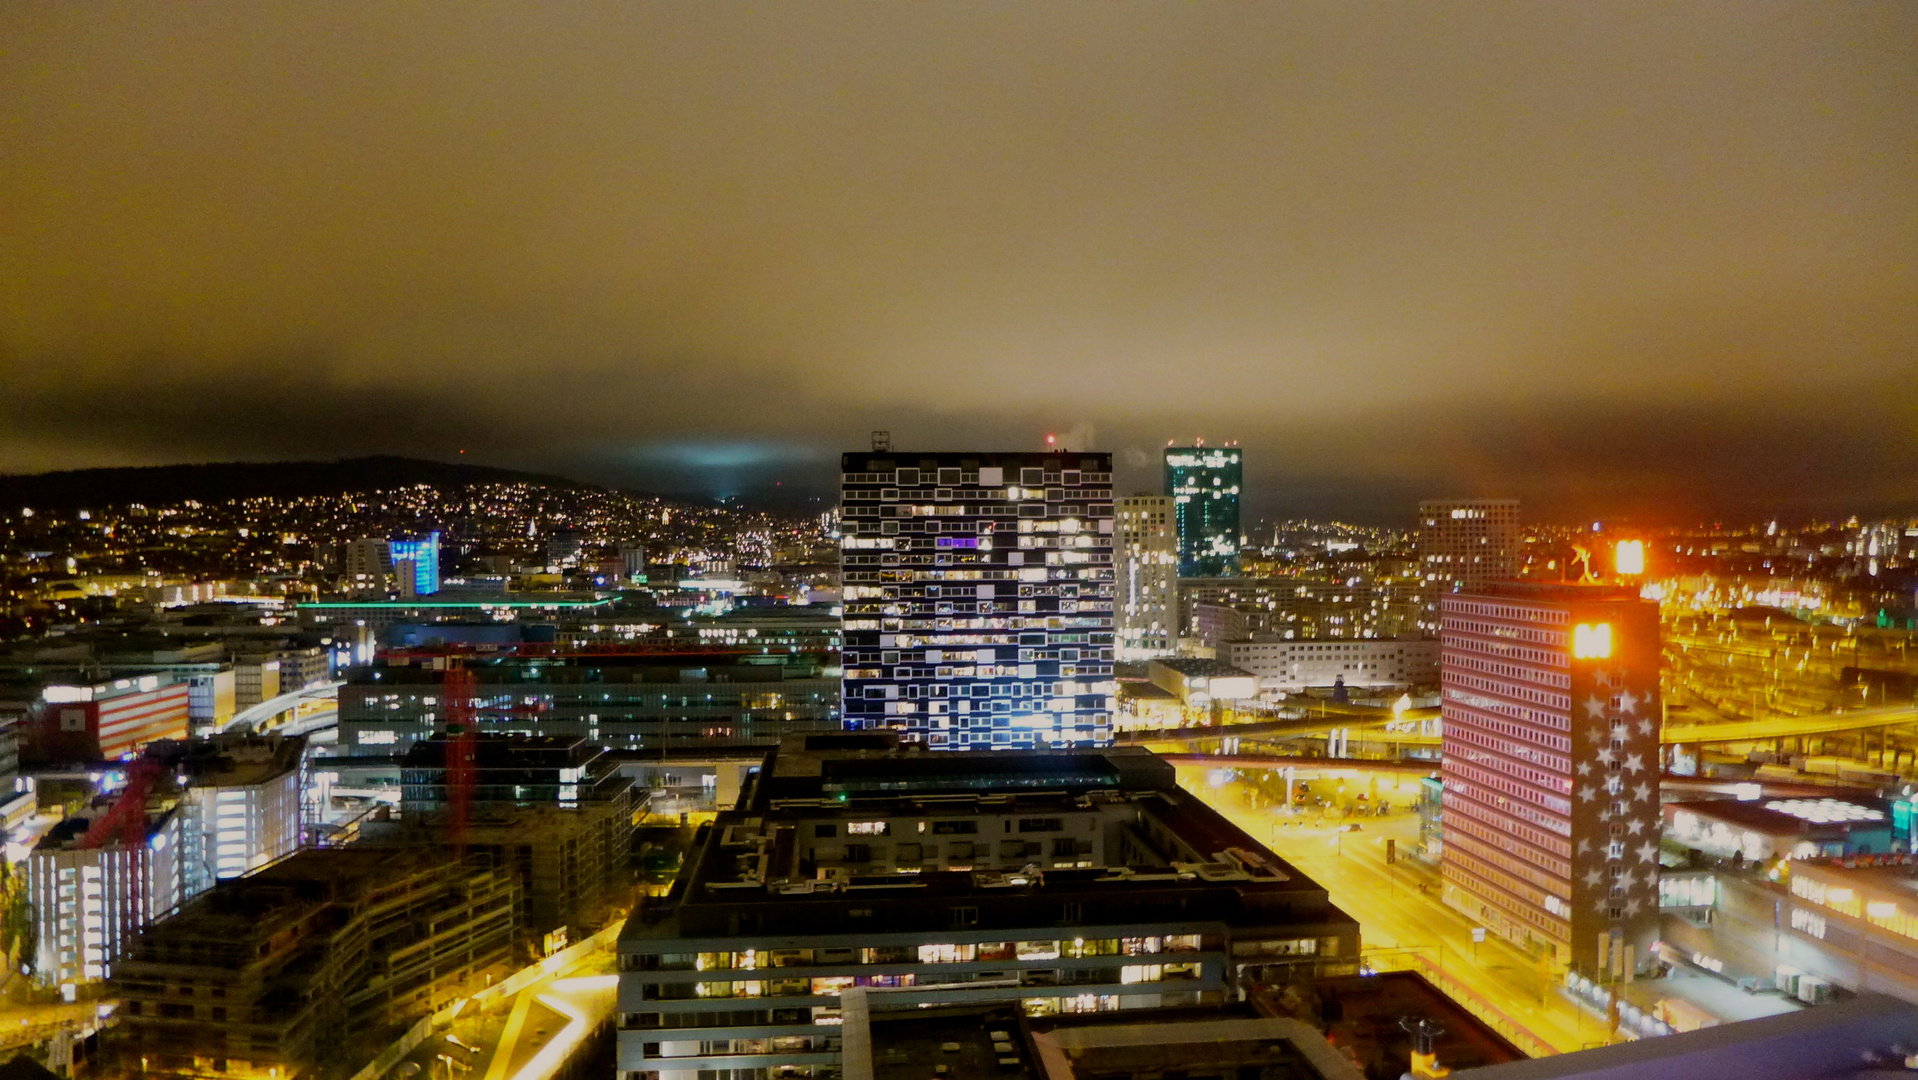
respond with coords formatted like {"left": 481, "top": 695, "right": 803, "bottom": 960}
{"left": 1163, "top": 444, "right": 1242, "bottom": 577}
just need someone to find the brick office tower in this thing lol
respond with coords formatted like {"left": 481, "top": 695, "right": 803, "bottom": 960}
{"left": 1438, "top": 582, "right": 1661, "bottom": 978}
{"left": 840, "top": 452, "right": 1117, "bottom": 748}
{"left": 1417, "top": 498, "right": 1519, "bottom": 633}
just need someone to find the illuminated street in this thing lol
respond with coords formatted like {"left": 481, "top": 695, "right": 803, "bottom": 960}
{"left": 1175, "top": 764, "right": 1606, "bottom": 1054}
{"left": 392, "top": 950, "right": 617, "bottom": 1080}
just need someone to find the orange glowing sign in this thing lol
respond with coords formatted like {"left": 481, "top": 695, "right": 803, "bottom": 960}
{"left": 1614, "top": 540, "right": 1645, "bottom": 576}
{"left": 1572, "top": 623, "right": 1613, "bottom": 660}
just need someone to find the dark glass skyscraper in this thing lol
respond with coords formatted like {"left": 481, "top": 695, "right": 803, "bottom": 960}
{"left": 839, "top": 451, "right": 1116, "bottom": 748}
{"left": 1163, "top": 445, "right": 1242, "bottom": 577}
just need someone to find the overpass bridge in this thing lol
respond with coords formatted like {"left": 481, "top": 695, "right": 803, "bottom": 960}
{"left": 1662, "top": 703, "right": 1918, "bottom": 745}
{"left": 223, "top": 680, "right": 344, "bottom": 733}
{"left": 1120, "top": 698, "right": 1918, "bottom": 750}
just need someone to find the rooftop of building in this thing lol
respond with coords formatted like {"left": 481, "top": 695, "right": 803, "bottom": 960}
{"left": 128, "top": 847, "right": 481, "bottom": 943}
{"left": 864, "top": 1000, "right": 1039, "bottom": 1080}
{"left": 1667, "top": 797, "right": 1889, "bottom": 838}
{"left": 400, "top": 732, "right": 604, "bottom": 770}
{"left": 349, "top": 657, "right": 831, "bottom": 687}
{"left": 1789, "top": 854, "right": 1918, "bottom": 892}
{"left": 1025, "top": 1013, "right": 1357, "bottom": 1080}
{"left": 300, "top": 593, "right": 614, "bottom": 610}
{"left": 1290, "top": 972, "right": 1525, "bottom": 1072}
{"left": 841, "top": 452, "right": 1113, "bottom": 471}
{"left": 147, "top": 733, "right": 306, "bottom": 787}
{"left": 625, "top": 735, "right": 1351, "bottom": 945}
{"left": 1147, "top": 658, "right": 1256, "bottom": 680}
{"left": 1450, "top": 992, "right": 1918, "bottom": 1080}
{"left": 1446, "top": 581, "right": 1644, "bottom": 603}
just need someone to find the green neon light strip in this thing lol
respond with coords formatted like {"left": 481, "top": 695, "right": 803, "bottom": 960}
{"left": 297, "top": 598, "right": 615, "bottom": 609}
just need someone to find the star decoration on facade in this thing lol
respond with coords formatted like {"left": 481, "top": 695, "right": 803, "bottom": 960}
{"left": 1617, "top": 690, "right": 1639, "bottom": 715}
{"left": 1637, "top": 718, "right": 1656, "bottom": 737}
{"left": 1598, "top": 807, "right": 1613, "bottom": 823}
{"left": 1636, "top": 841, "right": 1659, "bottom": 863}
{"left": 1576, "top": 760, "right": 1592, "bottom": 776}
{"left": 1587, "top": 726, "right": 1608, "bottom": 745}
{"left": 1585, "top": 696, "right": 1607, "bottom": 719}
{"left": 1624, "top": 898, "right": 1642, "bottom": 917}
{"left": 1576, "top": 838, "right": 1591, "bottom": 855}
{"left": 1632, "top": 782, "right": 1652, "bottom": 803}
{"left": 1612, "top": 723, "right": 1631, "bottom": 742}
{"left": 1577, "top": 785, "right": 1599, "bottom": 803}
{"left": 1626, "top": 818, "right": 1645, "bottom": 835}
{"left": 1618, "top": 869, "right": 1636, "bottom": 892}
{"left": 1623, "top": 753, "right": 1645, "bottom": 774}
{"left": 1593, "top": 898, "right": 1610, "bottom": 914}
{"left": 1584, "top": 868, "right": 1605, "bottom": 888}
{"left": 1596, "top": 746, "right": 1617, "bottom": 766}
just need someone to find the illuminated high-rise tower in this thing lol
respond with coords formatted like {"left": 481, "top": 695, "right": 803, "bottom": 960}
{"left": 1438, "top": 581, "right": 1661, "bottom": 978}
{"left": 388, "top": 532, "right": 441, "bottom": 597}
{"left": 1418, "top": 498, "right": 1518, "bottom": 633}
{"left": 839, "top": 452, "right": 1116, "bottom": 748}
{"left": 1116, "top": 494, "right": 1177, "bottom": 659}
{"left": 1163, "top": 444, "right": 1241, "bottom": 577}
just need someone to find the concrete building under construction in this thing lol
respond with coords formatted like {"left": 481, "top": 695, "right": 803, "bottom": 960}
{"left": 107, "top": 848, "right": 518, "bottom": 1080}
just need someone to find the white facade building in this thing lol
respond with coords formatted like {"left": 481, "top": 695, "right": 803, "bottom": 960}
{"left": 1224, "top": 638, "right": 1441, "bottom": 692}
{"left": 26, "top": 815, "right": 183, "bottom": 988}
{"left": 175, "top": 736, "right": 305, "bottom": 885}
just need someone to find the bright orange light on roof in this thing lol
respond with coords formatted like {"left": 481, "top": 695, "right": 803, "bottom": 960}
{"left": 1615, "top": 539, "right": 1645, "bottom": 576}
{"left": 1572, "top": 623, "right": 1613, "bottom": 660}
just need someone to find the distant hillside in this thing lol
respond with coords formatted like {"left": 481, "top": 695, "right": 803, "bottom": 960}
{"left": 0, "top": 456, "right": 601, "bottom": 511}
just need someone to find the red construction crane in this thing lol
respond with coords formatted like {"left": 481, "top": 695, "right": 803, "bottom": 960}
{"left": 79, "top": 758, "right": 165, "bottom": 850}
{"left": 80, "top": 755, "right": 167, "bottom": 938}
{"left": 441, "top": 666, "right": 478, "bottom": 856}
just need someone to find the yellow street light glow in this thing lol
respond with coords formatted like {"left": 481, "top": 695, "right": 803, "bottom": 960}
{"left": 1615, "top": 540, "right": 1646, "bottom": 576}
{"left": 1572, "top": 623, "right": 1613, "bottom": 659}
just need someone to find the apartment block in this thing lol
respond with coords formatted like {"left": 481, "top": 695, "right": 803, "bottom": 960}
{"left": 840, "top": 452, "right": 1117, "bottom": 749}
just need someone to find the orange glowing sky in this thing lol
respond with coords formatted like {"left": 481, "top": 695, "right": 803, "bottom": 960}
{"left": 2, "top": 3, "right": 1913, "bottom": 520}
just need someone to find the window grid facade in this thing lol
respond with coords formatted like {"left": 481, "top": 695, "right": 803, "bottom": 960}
{"left": 1116, "top": 495, "right": 1177, "bottom": 660}
{"left": 1438, "top": 585, "right": 1661, "bottom": 975}
{"left": 839, "top": 453, "right": 1117, "bottom": 748}
{"left": 1163, "top": 447, "right": 1242, "bottom": 578}
{"left": 1417, "top": 500, "right": 1520, "bottom": 632}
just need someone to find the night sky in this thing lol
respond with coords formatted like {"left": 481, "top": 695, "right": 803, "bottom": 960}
{"left": 2, "top": 3, "right": 1913, "bottom": 523}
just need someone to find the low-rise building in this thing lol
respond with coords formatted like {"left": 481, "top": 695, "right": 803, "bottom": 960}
{"left": 25, "top": 810, "right": 184, "bottom": 989}
{"left": 616, "top": 734, "right": 1359, "bottom": 1080}
{"left": 1146, "top": 658, "right": 1259, "bottom": 708}
{"left": 1223, "top": 638, "right": 1439, "bottom": 692}
{"left": 108, "top": 848, "right": 518, "bottom": 1079}
{"left": 15, "top": 674, "right": 190, "bottom": 763}
{"left": 341, "top": 658, "right": 840, "bottom": 753}
{"left": 156, "top": 734, "right": 306, "bottom": 886}
{"left": 1663, "top": 797, "right": 1894, "bottom": 863}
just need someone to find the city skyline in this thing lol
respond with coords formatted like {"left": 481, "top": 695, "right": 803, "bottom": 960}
{"left": 3, "top": 5, "right": 1914, "bottom": 522}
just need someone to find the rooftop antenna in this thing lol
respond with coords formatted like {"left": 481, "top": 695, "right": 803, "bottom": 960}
{"left": 871, "top": 430, "right": 891, "bottom": 452}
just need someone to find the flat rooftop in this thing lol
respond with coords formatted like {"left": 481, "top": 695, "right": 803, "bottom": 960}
{"left": 626, "top": 735, "right": 1352, "bottom": 945}
{"left": 150, "top": 733, "right": 306, "bottom": 787}
{"left": 350, "top": 660, "right": 826, "bottom": 687}
{"left": 1149, "top": 658, "right": 1256, "bottom": 679}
